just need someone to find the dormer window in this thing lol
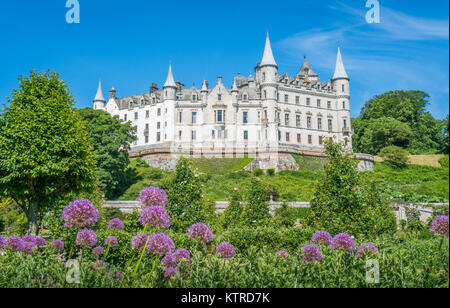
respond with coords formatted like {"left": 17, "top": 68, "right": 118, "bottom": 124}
{"left": 192, "top": 94, "right": 197, "bottom": 101}
{"left": 243, "top": 94, "right": 248, "bottom": 101}
{"left": 218, "top": 94, "right": 222, "bottom": 101}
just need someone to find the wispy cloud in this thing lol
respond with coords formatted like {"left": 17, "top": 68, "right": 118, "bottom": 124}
{"left": 275, "top": 2, "right": 449, "bottom": 118}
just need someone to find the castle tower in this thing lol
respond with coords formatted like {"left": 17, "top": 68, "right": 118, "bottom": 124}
{"left": 162, "top": 63, "right": 177, "bottom": 143}
{"left": 331, "top": 47, "right": 351, "bottom": 147}
{"left": 163, "top": 63, "right": 177, "bottom": 101}
{"left": 259, "top": 31, "right": 279, "bottom": 148}
{"left": 93, "top": 80, "right": 106, "bottom": 110}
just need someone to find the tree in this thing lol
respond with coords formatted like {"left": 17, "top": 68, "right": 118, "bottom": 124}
{"left": 78, "top": 108, "right": 137, "bottom": 200}
{"left": 354, "top": 90, "right": 445, "bottom": 154}
{"left": 305, "top": 141, "right": 396, "bottom": 236}
{"left": 0, "top": 71, "right": 97, "bottom": 235}
{"left": 243, "top": 177, "right": 271, "bottom": 224}
{"left": 355, "top": 117, "right": 412, "bottom": 155}
{"left": 378, "top": 145, "right": 409, "bottom": 168}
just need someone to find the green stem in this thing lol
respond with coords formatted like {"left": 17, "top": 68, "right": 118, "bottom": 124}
{"left": 132, "top": 235, "right": 150, "bottom": 277}
{"left": 103, "top": 238, "right": 112, "bottom": 262}
{"left": 336, "top": 251, "right": 344, "bottom": 281}
{"left": 145, "top": 257, "right": 158, "bottom": 286}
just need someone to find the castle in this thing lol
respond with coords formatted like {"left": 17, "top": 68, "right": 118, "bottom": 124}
{"left": 93, "top": 33, "right": 372, "bottom": 171}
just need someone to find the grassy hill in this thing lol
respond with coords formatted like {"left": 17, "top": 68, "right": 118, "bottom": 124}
{"left": 117, "top": 155, "right": 449, "bottom": 203}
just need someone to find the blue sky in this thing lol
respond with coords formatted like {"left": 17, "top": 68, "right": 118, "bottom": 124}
{"left": 0, "top": 0, "right": 448, "bottom": 118}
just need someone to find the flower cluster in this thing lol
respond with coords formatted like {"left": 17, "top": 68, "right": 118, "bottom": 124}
{"left": 62, "top": 199, "right": 98, "bottom": 228}
{"left": 0, "top": 236, "right": 6, "bottom": 250}
{"left": 301, "top": 245, "right": 323, "bottom": 263}
{"left": 187, "top": 223, "right": 213, "bottom": 243}
{"left": 108, "top": 271, "right": 123, "bottom": 282}
{"left": 131, "top": 234, "right": 149, "bottom": 252}
{"left": 331, "top": 233, "right": 356, "bottom": 252}
{"left": 5, "top": 236, "right": 24, "bottom": 252}
{"left": 430, "top": 216, "right": 449, "bottom": 238}
{"left": 137, "top": 186, "right": 168, "bottom": 208}
{"left": 108, "top": 218, "right": 124, "bottom": 231}
{"left": 105, "top": 236, "right": 118, "bottom": 247}
{"left": 139, "top": 206, "right": 170, "bottom": 229}
{"left": 356, "top": 243, "right": 379, "bottom": 258}
{"left": 23, "top": 241, "right": 36, "bottom": 255}
{"left": 76, "top": 229, "right": 97, "bottom": 247}
{"left": 146, "top": 233, "right": 175, "bottom": 256}
{"left": 92, "top": 260, "right": 106, "bottom": 270}
{"left": 162, "top": 249, "right": 192, "bottom": 268}
{"left": 92, "top": 246, "right": 104, "bottom": 255}
{"left": 51, "top": 240, "right": 64, "bottom": 252}
{"left": 164, "top": 267, "right": 180, "bottom": 279}
{"left": 173, "top": 249, "right": 191, "bottom": 261}
{"left": 276, "top": 250, "right": 289, "bottom": 260}
{"left": 216, "top": 242, "right": 236, "bottom": 259}
{"left": 312, "top": 231, "right": 332, "bottom": 246}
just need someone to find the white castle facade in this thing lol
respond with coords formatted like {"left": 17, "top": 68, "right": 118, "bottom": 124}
{"left": 93, "top": 33, "right": 358, "bottom": 169}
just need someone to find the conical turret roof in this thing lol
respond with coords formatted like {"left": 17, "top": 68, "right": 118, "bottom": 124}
{"left": 332, "top": 47, "right": 349, "bottom": 80}
{"left": 164, "top": 63, "right": 177, "bottom": 88}
{"left": 94, "top": 80, "right": 105, "bottom": 102}
{"left": 260, "top": 31, "right": 277, "bottom": 67}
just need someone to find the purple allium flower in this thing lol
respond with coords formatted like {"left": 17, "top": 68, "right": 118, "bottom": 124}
{"left": 34, "top": 237, "right": 46, "bottom": 247}
{"left": 6, "top": 236, "right": 24, "bottom": 252}
{"left": 301, "top": 244, "right": 323, "bottom": 263}
{"left": 331, "top": 233, "right": 356, "bottom": 252}
{"left": 108, "top": 271, "right": 123, "bottom": 281}
{"left": 187, "top": 223, "right": 213, "bottom": 243}
{"left": 23, "top": 241, "right": 36, "bottom": 255}
{"left": 164, "top": 267, "right": 179, "bottom": 279}
{"left": 92, "top": 246, "right": 104, "bottom": 255}
{"left": 0, "top": 236, "right": 6, "bottom": 250}
{"left": 276, "top": 250, "right": 289, "bottom": 259}
{"left": 76, "top": 229, "right": 97, "bottom": 247}
{"left": 108, "top": 218, "right": 124, "bottom": 230}
{"left": 51, "top": 240, "right": 64, "bottom": 252}
{"left": 356, "top": 243, "right": 379, "bottom": 258}
{"left": 61, "top": 199, "right": 98, "bottom": 228}
{"left": 312, "top": 231, "right": 332, "bottom": 246}
{"left": 139, "top": 206, "right": 170, "bottom": 229}
{"left": 216, "top": 242, "right": 236, "bottom": 259}
{"left": 146, "top": 233, "right": 175, "bottom": 256}
{"left": 173, "top": 248, "right": 190, "bottom": 261}
{"left": 105, "top": 236, "right": 118, "bottom": 247}
{"left": 131, "top": 234, "right": 149, "bottom": 252}
{"left": 161, "top": 254, "right": 177, "bottom": 267}
{"left": 22, "top": 235, "right": 36, "bottom": 244}
{"left": 137, "top": 186, "right": 168, "bottom": 208}
{"left": 430, "top": 216, "right": 449, "bottom": 238}
{"left": 92, "top": 260, "right": 106, "bottom": 270}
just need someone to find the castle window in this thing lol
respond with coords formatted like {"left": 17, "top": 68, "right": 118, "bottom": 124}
{"left": 192, "top": 131, "right": 197, "bottom": 140}
{"left": 124, "top": 114, "right": 128, "bottom": 122}
{"left": 297, "top": 134, "right": 301, "bottom": 143}
{"left": 243, "top": 94, "right": 248, "bottom": 101}
{"left": 295, "top": 96, "right": 300, "bottom": 104}
{"left": 306, "top": 98, "right": 311, "bottom": 106}
{"left": 244, "top": 131, "right": 248, "bottom": 140}
{"left": 318, "top": 118, "right": 322, "bottom": 130}
{"left": 216, "top": 110, "right": 225, "bottom": 123}
{"left": 343, "top": 119, "right": 348, "bottom": 129}
{"left": 178, "top": 111, "right": 182, "bottom": 123}
{"left": 212, "top": 130, "right": 215, "bottom": 140}
{"left": 327, "top": 101, "right": 331, "bottom": 109}
{"left": 307, "top": 117, "right": 312, "bottom": 129}
{"left": 308, "top": 135, "right": 312, "bottom": 144}
{"left": 262, "top": 72, "right": 266, "bottom": 82}
{"left": 192, "top": 112, "right": 197, "bottom": 124}
{"left": 134, "top": 112, "right": 138, "bottom": 120}
{"left": 264, "top": 90, "right": 267, "bottom": 99}
{"left": 145, "top": 136, "right": 149, "bottom": 144}
{"left": 328, "top": 119, "right": 333, "bottom": 131}
{"left": 218, "top": 94, "right": 222, "bottom": 101}
{"left": 146, "top": 110, "right": 150, "bottom": 118}
{"left": 342, "top": 101, "right": 346, "bottom": 109}
{"left": 145, "top": 124, "right": 149, "bottom": 130}
{"left": 192, "top": 94, "right": 197, "bottom": 101}
{"left": 296, "top": 115, "right": 301, "bottom": 127}
{"left": 319, "top": 136, "right": 323, "bottom": 145}
{"left": 243, "top": 111, "right": 248, "bottom": 124}
{"left": 285, "top": 113, "right": 290, "bottom": 126}
{"left": 317, "top": 99, "right": 321, "bottom": 108}
{"left": 157, "top": 122, "right": 161, "bottom": 130}
{"left": 157, "top": 108, "right": 161, "bottom": 116}
{"left": 286, "top": 132, "right": 290, "bottom": 142}
{"left": 284, "top": 95, "right": 289, "bottom": 103}
{"left": 157, "top": 132, "right": 161, "bottom": 142}
{"left": 179, "top": 131, "right": 182, "bottom": 140}
{"left": 342, "top": 84, "right": 345, "bottom": 92}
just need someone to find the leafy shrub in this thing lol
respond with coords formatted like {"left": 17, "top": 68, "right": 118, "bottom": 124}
{"left": 305, "top": 142, "right": 397, "bottom": 236}
{"left": 253, "top": 168, "right": 264, "bottom": 177}
{"left": 243, "top": 178, "right": 271, "bottom": 224}
{"left": 0, "top": 201, "right": 28, "bottom": 236}
{"left": 221, "top": 189, "right": 244, "bottom": 229}
{"left": 274, "top": 203, "right": 298, "bottom": 227}
{"left": 439, "top": 156, "right": 449, "bottom": 168}
{"left": 379, "top": 145, "right": 410, "bottom": 168}
{"left": 266, "top": 168, "right": 275, "bottom": 176}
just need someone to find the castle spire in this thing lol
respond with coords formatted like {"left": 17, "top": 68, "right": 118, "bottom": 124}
{"left": 164, "top": 63, "right": 177, "bottom": 88}
{"left": 94, "top": 80, "right": 105, "bottom": 102}
{"left": 260, "top": 31, "right": 277, "bottom": 67}
{"left": 332, "top": 47, "right": 349, "bottom": 80}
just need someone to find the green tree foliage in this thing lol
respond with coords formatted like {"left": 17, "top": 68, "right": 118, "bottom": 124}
{"left": 0, "top": 71, "right": 97, "bottom": 235}
{"left": 274, "top": 202, "right": 298, "bottom": 227}
{"left": 78, "top": 108, "right": 137, "bottom": 200}
{"left": 353, "top": 90, "right": 445, "bottom": 154}
{"left": 305, "top": 142, "right": 397, "bottom": 236}
{"left": 378, "top": 145, "right": 410, "bottom": 168}
{"left": 442, "top": 115, "right": 449, "bottom": 154}
{"left": 243, "top": 178, "right": 271, "bottom": 224}
{"left": 221, "top": 188, "right": 244, "bottom": 228}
